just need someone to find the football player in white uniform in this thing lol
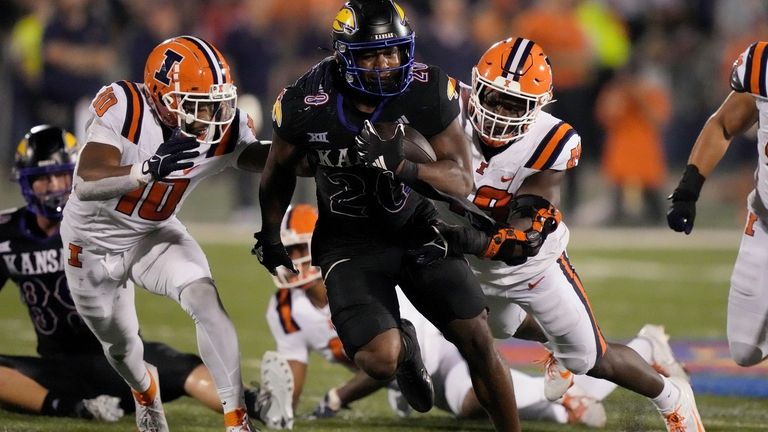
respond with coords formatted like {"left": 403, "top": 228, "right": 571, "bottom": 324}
{"left": 420, "top": 38, "right": 705, "bottom": 431}
{"left": 60, "top": 36, "right": 270, "bottom": 432}
{"left": 265, "top": 204, "right": 607, "bottom": 428}
{"left": 668, "top": 41, "right": 768, "bottom": 368}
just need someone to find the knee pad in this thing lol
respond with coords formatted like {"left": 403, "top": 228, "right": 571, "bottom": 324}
{"left": 729, "top": 341, "right": 765, "bottom": 367}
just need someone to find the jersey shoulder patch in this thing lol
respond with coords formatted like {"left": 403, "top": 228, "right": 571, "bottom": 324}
{"left": 731, "top": 42, "right": 768, "bottom": 96}
{"left": 524, "top": 113, "right": 580, "bottom": 171}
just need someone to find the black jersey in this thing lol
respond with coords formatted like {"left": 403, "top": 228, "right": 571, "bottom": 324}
{"left": 273, "top": 57, "right": 460, "bottom": 259}
{"left": 0, "top": 208, "right": 101, "bottom": 357}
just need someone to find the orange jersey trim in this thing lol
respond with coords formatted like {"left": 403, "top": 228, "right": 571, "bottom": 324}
{"left": 557, "top": 254, "right": 607, "bottom": 358}
{"left": 116, "top": 81, "right": 145, "bottom": 144}
{"left": 275, "top": 289, "right": 301, "bottom": 334}
{"left": 525, "top": 122, "right": 575, "bottom": 170}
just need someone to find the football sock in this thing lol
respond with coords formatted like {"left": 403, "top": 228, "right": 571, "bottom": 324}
{"left": 131, "top": 367, "right": 157, "bottom": 406}
{"left": 224, "top": 407, "right": 247, "bottom": 427}
{"left": 651, "top": 376, "right": 682, "bottom": 413}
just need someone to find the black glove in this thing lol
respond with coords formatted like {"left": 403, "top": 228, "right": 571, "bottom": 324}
{"left": 355, "top": 120, "right": 416, "bottom": 181}
{"left": 142, "top": 128, "right": 199, "bottom": 181}
{"left": 405, "top": 224, "right": 451, "bottom": 266}
{"left": 251, "top": 231, "right": 296, "bottom": 276}
{"left": 667, "top": 164, "right": 705, "bottom": 235}
{"left": 407, "top": 220, "right": 490, "bottom": 266}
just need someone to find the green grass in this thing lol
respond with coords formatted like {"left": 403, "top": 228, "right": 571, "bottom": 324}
{"left": 1, "top": 237, "right": 767, "bottom": 431}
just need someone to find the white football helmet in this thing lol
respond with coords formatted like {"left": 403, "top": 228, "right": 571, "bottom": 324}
{"left": 273, "top": 204, "right": 321, "bottom": 289}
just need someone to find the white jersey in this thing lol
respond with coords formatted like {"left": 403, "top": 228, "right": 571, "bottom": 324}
{"left": 732, "top": 42, "right": 768, "bottom": 225}
{"left": 64, "top": 81, "right": 256, "bottom": 252}
{"left": 265, "top": 288, "right": 352, "bottom": 367}
{"left": 439, "top": 83, "right": 582, "bottom": 290}
{"left": 265, "top": 287, "right": 440, "bottom": 371}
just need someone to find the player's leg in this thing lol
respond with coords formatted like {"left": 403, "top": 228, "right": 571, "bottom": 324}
{"left": 727, "top": 211, "right": 768, "bottom": 366}
{"left": 130, "top": 222, "right": 248, "bottom": 429}
{"left": 320, "top": 248, "right": 434, "bottom": 413}
{"left": 62, "top": 243, "right": 151, "bottom": 395}
{"left": 528, "top": 253, "right": 703, "bottom": 430}
{"left": 0, "top": 355, "right": 123, "bottom": 421}
{"left": 321, "top": 249, "right": 401, "bottom": 380}
{"left": 401, "top": 256, "right": 520, "bottom": 432}
{"left": 140, "top": 341, "right": 222, "bottom": 411}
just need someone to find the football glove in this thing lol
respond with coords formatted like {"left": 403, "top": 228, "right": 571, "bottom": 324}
{"left": 667, "top": 164, "right": 705, "bottom": 235}
{"left": 355, "top": 120, "right": 416, "bottom": 182}
{"left": 307, "top": 388, "right": 344, "bottom": 420}
{"left": 142, "top": 128, "right": 199, "bottom": 181}
{"left": 405, "top": 223, "right": 451, "bottom": 266}
{"left": 481, "top": 226, "right": 543, "bottom": 265}
{"left": 252, "top": 231, "right": 296, "bottom": 276}
{"left": 508, "top": 194, "right": 561, "bottom": 239}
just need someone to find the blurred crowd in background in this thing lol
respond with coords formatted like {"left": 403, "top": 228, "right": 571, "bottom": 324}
{"left": 0, "top": 0, "right": 766, "bottom": 227}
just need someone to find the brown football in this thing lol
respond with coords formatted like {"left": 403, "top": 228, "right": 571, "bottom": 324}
{"left": 374, "top": 122, "right": 436, "bottom": 163}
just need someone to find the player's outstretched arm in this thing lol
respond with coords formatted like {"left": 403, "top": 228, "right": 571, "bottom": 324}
{"left": 74, "top": 129, "right": 199, "bottom": 201}
{"left": 667, "top": 90, "right": 758, "bottom": 234}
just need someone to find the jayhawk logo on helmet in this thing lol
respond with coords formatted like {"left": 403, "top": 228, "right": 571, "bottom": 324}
{"left": 332, "top": 6, "right": 357, "bottom": 35}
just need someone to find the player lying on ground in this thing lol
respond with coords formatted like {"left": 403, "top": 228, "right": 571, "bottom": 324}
{"left": 0, "top": 125, "right": 290, "bottom": 425}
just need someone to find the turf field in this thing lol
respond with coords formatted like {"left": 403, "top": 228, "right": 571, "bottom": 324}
{"left": 1, "top": 227, "right": 767, "bottom": 431}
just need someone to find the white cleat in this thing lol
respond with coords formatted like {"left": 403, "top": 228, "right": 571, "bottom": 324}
{"left": 659, "top": 377, "right": 705, "bottom": 432}
{"left": 259, "top": 351, "right": 294, "bottom": 430}
{"left": 81, "top": 394, "right": 124, "bottom": 422}
{"left": 541, "top": 351, "right": 573, "bottom": 402}
{"left": 133, "top": 364, "right": 169, "bottom": 432}
{"left": 638, "top": 324, "right": 689, "bottom": 381}
{"left": 561, "top": 384, "right": 606, "bottom": 428}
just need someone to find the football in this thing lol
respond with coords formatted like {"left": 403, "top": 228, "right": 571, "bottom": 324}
{"left": 374, "top": 122, "right": 436, "bottom": 163}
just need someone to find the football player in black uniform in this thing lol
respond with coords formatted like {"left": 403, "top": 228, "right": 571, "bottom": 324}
{"left": 0, "top": 125, "right": 267, "bottom": 423}
{"left": 254, "top": 1, "right": 520, "bottom": 430}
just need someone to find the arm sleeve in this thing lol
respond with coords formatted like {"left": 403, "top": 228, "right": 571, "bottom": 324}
{"left": 229, "top": 111, "right": 260, "bottom": 168}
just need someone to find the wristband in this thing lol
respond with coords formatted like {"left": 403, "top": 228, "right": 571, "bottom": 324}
{"left": 397, "top": 160, "right": 419, "bottom": 184}
{"left": 130, "top": 162, "right": 152, "bottom": 184}
{"left": 673, "top": 164, "right": 706, "bottom": 201}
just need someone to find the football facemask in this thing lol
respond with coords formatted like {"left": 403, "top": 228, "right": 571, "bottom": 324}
{"left": 468, "top": 37, "right": 553, "bottom": 147}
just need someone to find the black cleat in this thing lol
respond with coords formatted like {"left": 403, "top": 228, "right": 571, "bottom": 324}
{"left": 395, "top": 319, "right": 434, "bottom": 413}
